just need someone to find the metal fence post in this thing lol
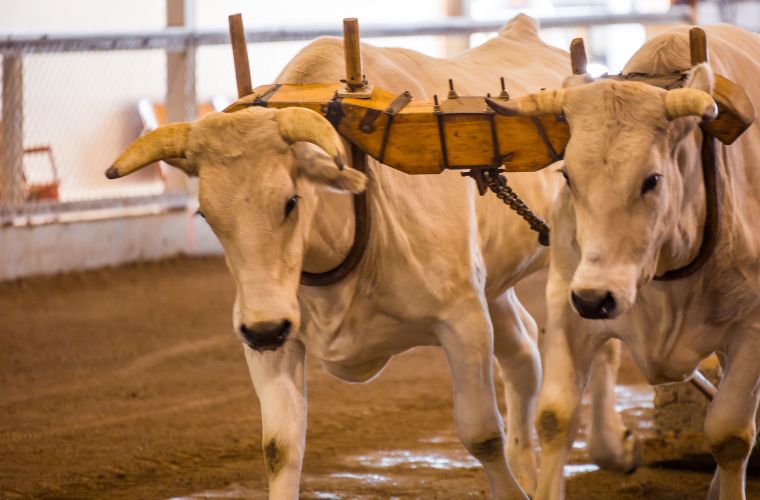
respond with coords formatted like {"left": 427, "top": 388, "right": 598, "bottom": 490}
{"left": 165, "top": 0, "right": 196, "bottom": 193}
{"left": 1, "top": 53, "right": 25, "bottom": 206}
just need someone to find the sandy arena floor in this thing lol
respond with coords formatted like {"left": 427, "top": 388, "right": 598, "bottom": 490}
{"left": 2, "top": 256, "right": 759, "bottom": 499}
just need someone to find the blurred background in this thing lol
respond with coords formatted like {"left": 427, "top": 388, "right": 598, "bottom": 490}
{"left": 2, "top": 2, "right": 760, "bottom": 499}
{"left": 1, "top": 0, "right": 758, "bottom": 280}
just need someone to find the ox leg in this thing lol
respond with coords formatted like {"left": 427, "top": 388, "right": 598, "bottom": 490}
{"left": 587, "top": 339, "right": 640, "bottom": 472}
{"left": 490, "top": 289, "right": 541, "bottom": 497}
{"left": 534, "top": 279, "right": 602, "bottom": 500}
{"left": 703, "top": 327, "right": 760, "bottom": 500}
{"left": 437, "top": 297, "right": 529, "bottom": 499}
{"left": 244, "top": 340, "right": 307, "bottom": 500}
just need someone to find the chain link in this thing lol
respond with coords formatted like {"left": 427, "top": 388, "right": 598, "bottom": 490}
{"left": 484, "top": 169, "right": 550, "bottom": 247}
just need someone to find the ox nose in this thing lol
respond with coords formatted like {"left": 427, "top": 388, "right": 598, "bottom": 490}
{"left": 239, "top": 320, "right": 292, "bottom": 351}
{"left": 571, "top": 290, "right": 617, "bottom": 320}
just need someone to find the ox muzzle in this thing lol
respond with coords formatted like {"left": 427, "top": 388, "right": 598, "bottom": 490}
{"left": 239, "top": 320, "right": 292, "bottom": 351}
{"left": 570, "top": 289, "right": 617, "bottom": 320}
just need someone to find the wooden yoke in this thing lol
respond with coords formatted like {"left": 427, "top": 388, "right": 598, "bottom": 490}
{"left": 688, "top": 27, "right": 755, "bottom": 144}
{"left": 587, "top": 27, "right": 754, "bottom": 145}
{"left": 569, "top": 38, "right": 587, "bottom": 75}
{"left": 690, "top": 27, "right": 708, "bottom": 66}
{"left": 339, "top": 18, "right": 372, "bottom": 97}
{"left": 223, "top": 15, "right": 569, "bottom": 175}
{"left": 228, "top": 14, "right": 252, "bottom": 98}
{"left": 224, "top": 20, "right": 751, "bottom": 176}
{"left": 335, "top": 17, "right": 371, "bottom": 187}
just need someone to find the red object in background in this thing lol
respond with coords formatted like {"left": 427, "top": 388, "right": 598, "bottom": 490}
{"left": 23, "top": 145, "right": 60, "bottom": 201}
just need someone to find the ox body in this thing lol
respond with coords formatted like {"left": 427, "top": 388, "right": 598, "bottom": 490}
{"left": 108, "top": 16, "right": 638, "bottom": 499}
{"left": 491, "top": 24, "right": 760, "bottom": 500}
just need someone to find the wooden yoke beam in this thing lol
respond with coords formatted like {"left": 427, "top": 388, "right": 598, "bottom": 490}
{"left": 338, "top": 18, "right": 371, "bottom": 98}
{"left": 343, "top": 18, "right": 363, "bottom": 91}
{"left": 689, "top": 27, "right": 708, "bottom": 65}
{"left": 570, "top": 38, "right": 588, "bottom": 75}
{"left": 229, "top": 13, "right": 252, "bottom": 98}
{"left": 301, "top": 17, "right": 371, "bottom": 287}
{"left": 339, "top": 17, "right": 369, "bottom": 172}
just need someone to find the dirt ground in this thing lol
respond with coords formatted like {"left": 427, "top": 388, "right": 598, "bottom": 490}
{"left": 2, "top": 256, "right": 759, "bottom": 499}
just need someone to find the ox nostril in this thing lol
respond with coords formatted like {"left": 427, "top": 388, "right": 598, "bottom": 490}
{"left": 239, "top": 320, "right": 292, "bottom": 350}
{"left": 571, "top": 290, "right": 616, "bottom": 320}
{"left": 275, "top": 320, "right": 292, "bottom": 341}
{"left": 599, "top": 292, "right": 616, "bottom": 316}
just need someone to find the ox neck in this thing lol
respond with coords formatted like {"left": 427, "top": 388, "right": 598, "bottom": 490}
{"left": 654, "top": 132, "right": 720, "bottom": 281}
{"left": 301, "top": 189, "right": 358, "bottom": 272}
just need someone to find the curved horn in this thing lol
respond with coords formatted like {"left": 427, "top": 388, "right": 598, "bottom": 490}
{"left": 274, "top": 107, "right": 345, "bottom": 169}
{"left": 106, "top": 123, "right": 192, "bottom": 179}
{"left": 665, "top": 88, "right": 718, "bottom": 122}
{"left": 487, "top": 89, "right": 567, "bottom": 117}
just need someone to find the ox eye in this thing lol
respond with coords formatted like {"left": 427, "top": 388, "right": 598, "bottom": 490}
{"left": 641, "top": 174, "right": 661, "bottom": 195}
{"left": 560, "top": 169, "right": 571, "bottom": 187}
{"left": 285, "top": 195, "right": 300, "bottom": 219}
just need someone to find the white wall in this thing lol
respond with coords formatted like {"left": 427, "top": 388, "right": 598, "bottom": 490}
{"left": 1, "top": 0, "right": 166, "bottom": 32}
{"left": 0, "top": 211, "right": 222, "bottom": 281}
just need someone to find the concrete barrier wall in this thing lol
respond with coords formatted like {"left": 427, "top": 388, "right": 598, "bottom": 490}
{"left": 0, "top": 212, "right": 222, "bottom": 281}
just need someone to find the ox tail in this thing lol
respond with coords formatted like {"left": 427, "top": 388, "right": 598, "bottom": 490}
{"left": 498, "top": 14, "right": 541, "bottom": 40}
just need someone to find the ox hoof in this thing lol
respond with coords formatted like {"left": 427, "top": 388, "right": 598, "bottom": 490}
{"left": 590, "top": 428, "right": 641, "bottom": 474}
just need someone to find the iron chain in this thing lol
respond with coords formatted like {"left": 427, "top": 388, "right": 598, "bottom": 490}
{"left": 485, "top": 169, "right": 550, "bottom": 246}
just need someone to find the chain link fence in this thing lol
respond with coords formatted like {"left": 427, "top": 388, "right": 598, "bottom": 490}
{"left": 0, "top": 38, "right": 190, "bottom": 225}
{"left": 0, "top": 8, "right": 693, "bottom": 226}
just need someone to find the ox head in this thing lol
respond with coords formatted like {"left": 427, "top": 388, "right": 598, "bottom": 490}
{"left": 490, "top": 64, "right": 718, "bottom": 319}
{"left": 107, "top": 106, "right": 367, "bottom": 350}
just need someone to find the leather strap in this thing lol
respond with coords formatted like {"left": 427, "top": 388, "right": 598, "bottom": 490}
{"left": 300, "top": 143, "right": 370, "bottom": 286}
{"left": 654, "top": 132, "right": 720, "bottom": 281}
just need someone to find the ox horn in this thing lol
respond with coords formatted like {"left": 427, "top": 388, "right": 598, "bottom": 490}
{"left": 274, "top": 107, "right": 346, "bottom": 169}
{"left": 486, "top": 88, "right": 567, "bottom": 117}
{"left": 665, "top": 88, "right": 718, "bottom": 122}
{"left": 106, "top": 123, "right": 192, "bottom": 179}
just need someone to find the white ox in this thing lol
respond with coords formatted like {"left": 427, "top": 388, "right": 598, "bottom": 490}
{"left": 491, "top": 24, "right": 760, "bottom": 500}
{"left": 107, "top": 15, "right": 636, "bottom": 499}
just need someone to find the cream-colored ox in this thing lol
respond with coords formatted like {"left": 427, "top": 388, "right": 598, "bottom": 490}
{"left": 491, "top": 24, "right": 760, "bottom": 500}
{"left": 107, "top": 15, "right": 635, "bottom": 499}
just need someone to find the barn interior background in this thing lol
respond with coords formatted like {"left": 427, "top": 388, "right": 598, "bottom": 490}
{"left": 1, "top": 0, "right": 759, "bottom": 499}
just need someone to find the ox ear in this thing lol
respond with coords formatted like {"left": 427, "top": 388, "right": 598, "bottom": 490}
{"left": 685, "top": 62, "right": 715, "bottom": 94}
{"left": 664, "top": 63, "right": 718, "bottom": 122}
{"left": 275, "top": 107, "right": 346, "bottom": 168}
{"left": 292, "top": 142, "right": 368, "bottom": 194}
{"left": 487, "top": 88, "right": 566, "bottom": 117}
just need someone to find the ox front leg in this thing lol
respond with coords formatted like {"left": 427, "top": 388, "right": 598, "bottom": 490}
{"left": 490, "top": 289, "right": 541, "bottom": 497}
{"left": 438, "top": 298, "right": 529, "bottom": 500}
{"left": 703, "top": 327, "right": 760, "bottom": 500}
{"left": 535, "top": 279, "right": 601, "bottom": 500}
{"left": 244, "top": 340, "right": 307, "bottom": 500}
{"left": 587, "top": 339, "right": 640, "bottom": 473}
